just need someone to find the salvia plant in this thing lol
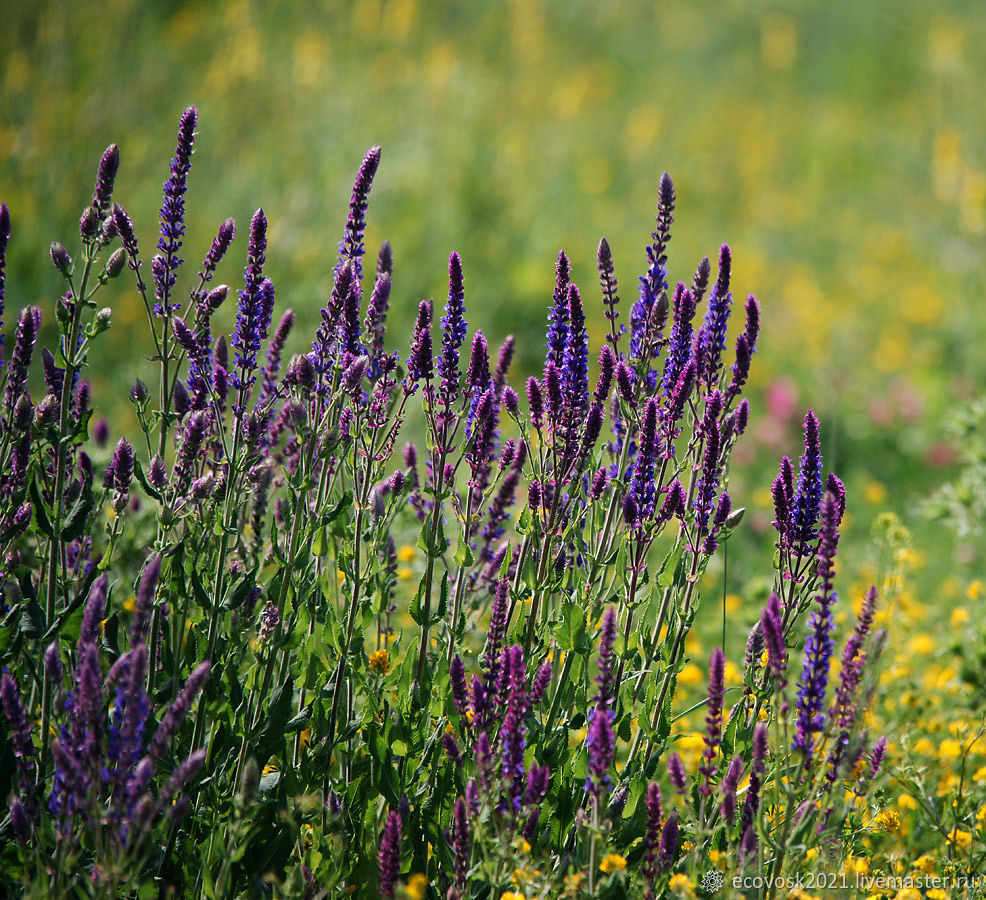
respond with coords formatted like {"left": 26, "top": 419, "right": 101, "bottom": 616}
{"left": 0, "top": 108, "right": 893, "bottom": 898}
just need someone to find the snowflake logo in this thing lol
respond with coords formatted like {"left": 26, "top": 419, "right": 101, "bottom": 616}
{"left": 700, "top": 869, "right": 725, "bottom": 894}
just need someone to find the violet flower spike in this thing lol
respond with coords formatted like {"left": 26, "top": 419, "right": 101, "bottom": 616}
{"left": 0, "top": 202, "right": 8, "bottom": 363}
{"left": 154, "top": 106, "right": 197, "bottom": 314}
{"left": 231, "top": 210, "right": 273, "bottom": 412}
{"left": 630, "top": 172, "right": 674, "bottom": 364}
{"left": 438, "top": 251, "right": 467, "bottom": 406}
{"left": 698, "top": 647, "right": 726, "bottom": 797}
{"left": 595, "top": 607, "right": 617, "bottom": 708}
{"left": 695, "top": 243, "right": 733, "bottom": 388}
{"left": 338, "top": 146, "right": 381, "bottom": 281}
{"left": 761, "top": 592, "right": 787, "bottom": 684}
{"left": 545, "top": 251, "right": 570, "bottom": 367}
{"left": 4, "top": 306, "right": 41, "bottom": 413}
{"left": 597, "top": 236, "right": 620, "bottom": 346}
{"left": 407, "top": 300, "right": 433, "bottom": 382}
{"left": 791, "top": 410, "right": 824, "bottom": 554}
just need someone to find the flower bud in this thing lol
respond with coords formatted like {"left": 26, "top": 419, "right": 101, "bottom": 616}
{"left": 50, "top": 242, "right": 72, "bottom": 275}
{"left": 93, "top": 307, "right": 112, "bottom": 333}
{"left": 105, "top": 248, "right": 126, "bottom": 278}
{"left": 130, "top": 379, "right": 149, "bottom": 404}
{"left": 79, "top": 206, "right": 100, "bottom": 239}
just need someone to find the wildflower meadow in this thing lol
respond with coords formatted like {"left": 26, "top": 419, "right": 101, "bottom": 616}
{"left": 3, "top": 4, "right": 986, "bottom": 899}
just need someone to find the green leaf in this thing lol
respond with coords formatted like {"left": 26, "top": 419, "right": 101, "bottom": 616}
{"left": 29, "top": 479, "right": 54, "bottom": 538}
{"left": 557, "top": 601, "right": 587, "bottom": 652}
{"left": 258, "top": 677, "right": 295, "bottom": 758}
{"left": 657, "top": 543, "right": 683, "bottom": 588}
{"left": 61, "top": 486, "right": 94, "bottom": 541}
{"left": 133, "top": 458, "right": 162, "bottom": 502}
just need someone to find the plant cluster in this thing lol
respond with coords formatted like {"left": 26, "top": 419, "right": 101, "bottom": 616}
{"left": 1, "top": 109, "right": 898, "bottom": 898}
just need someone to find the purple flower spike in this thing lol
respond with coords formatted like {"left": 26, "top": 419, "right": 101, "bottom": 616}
{"left": 791, "top": 410, "right": 824, "bottom": 554}
{"left": 641, "top": 782, "right": 663, "bottom": 893}
{"left": 695, "top": 243, "right": 733, "bottom": 387}
{"left": 585, "top": 701, "right": 616, "bottom": 796}
{"left": 531, "top": 661, "right": 552, "bottom": 704}
{"left": 594, "top": 345, "right": 616, "bottom": 403}
{"left": 149, "top": 661, "right": 210, "bottom": 761}
{"left": 761, "top": 592, "right": 787, "bottom": 683}
{"left": 90, "top": 144, "right": 120, "bottom": 225}
{"left": 154, "top": 106, "right": 197, "bottom": 314}
{"left": 657, "top": 809, "right": 679, "bottom": 869}
{"left": 451, "top": 797, "right": 471, "bottom": 890}
{"left": 720, "top": 754, "right": 744, "bottom": 824}
{"left": 598, "top": 236, "right": 620, "bottom": 344}
{"left": 112, "top": 437, "right": 134, "bottom": 494}
{"left": 0, "top": 202, "right": 8, "bottom": 361}
{"left": 595, "top": 608, "right": 618, "bottom": 708}
{"left": 339, "top": 146, "right": 381, "bottom": 281}
{"left": 1, "top": 670, "right": 35, "bottom": 785}
{"left": 231, "top": 210, "right": 274, "bottom": 410}
{"left": 630, "top": 173, "right": 674, "bottom": 364}
{"left": 466, "top": 330, "right": 490, "bottom": 394}
{"left": 526, "top": 376, "right": 544, "bottom": 430}
{"left": 668, "top": 752, "right": 687, "bottom": 793}
{"left": 132, "top": 555, "right": 161, "bottom": 645}
{"left": 449, "top": 655, "right": 469, "bottom": 717}
{"left": 438, "top": 251, "right": 468, "bottom": 405}
{"left": 407, "top": 300, "right": 433, "bottom": 382}
{"left": 4, "top": 306, "right": 42, "bottom": 413}
{"left": 661, "top": 283, "right": 696, "bottom": 395}
{"left": 561, "top": 283, "right": 589, "bottom": 422}
{"left": 545, "top": 251, "right": 571, "bottom": 367}
{"left": 629, "top": 397, "right": 661, "bottom": 520}
{"left": 493, "top": 334, "right": 515, "bottom": 389}
{"left": 699, "top": 648, "right": 726, "bottom": 796}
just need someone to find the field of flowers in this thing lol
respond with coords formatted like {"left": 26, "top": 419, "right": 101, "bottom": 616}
{"left": 2, "top": 2, "right": 986, "bottom": 898}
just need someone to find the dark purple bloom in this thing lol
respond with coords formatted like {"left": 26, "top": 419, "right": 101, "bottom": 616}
{"left": 695, "top": 243, "right": 733, "bottom": 387}
{"left": 595, "top": 607, "right": 618, "bottom": 707}
{"left": 698, "top": 648, "right": 726, "bottom": 796}
{"left": 338, "top": 146, "right": 381, "bottom": 281}
{"left": 761, "top": 592, "right": 787, "bottom": 683}
{"left": 154, "top": 106, "right": 197, "bottom": 314}
{"left": 89, "top": 143, "right": 120, "bottom": 225}
{"left": 407, "top": 300, "right": 433, "bottom": 382}
{"left": 449, "top": 655, "right": 469, "bottom": 718}
{"left": 481, "top": 580, "right": 509, "bottom": 697}
{"left": 630, "top": 173, "right": 674, "bottom": 364}
{"left": 720, "top": 754, "right": 744, "bottom": 824}
{"left": 442, "top": 732, "right": 463, "bottom": 766}
{"left": 0, "top": 202, "right": 7, "bottom": 363}
{"left": 657, "top": 809, "right": 679, "bottom": 869}
{"left": 451, "top": 797, "right": 471, "bottom": 890}
{"left": 545, "top": 251, "right": 570, "bottom": 367}
{"left": 594, "top": 345, "right": 616, "bottom": 403}
{"left": 149, "top": 661, "right": 210, "bottom": 761}
{"left": 597, "top": 236, "right": 620, "bottom": 344}
{"left": 826, "top": 472, "right": 846, "bottom": 523}
{"left": 660, "top": 282, "right": 696, "bottom": 395}
{"left": 112, "top": 437, "right": 134, "bottom": 494}
{"left": 531, "top": 661, "right": 552, "bottom": 704}
{"left": 793, "top": 610, "right": 836, "bottom": 763}
{"left": 132, "top": 554, "right": 160, "bottom": 646}
{"left": 668, "top": 752, "right": 687, "bottom": 793}
{"left": 791, "top": 410, "right": 824, "bottom": 554}
{"left": 585, "top": 701, "right": 615, "bottom": 796}
{"left": 1, "top": 670, "right": 35, "bottom": 785}
{"left": 257, "top": 309, "right": 295, "bottom": 408}
{"left": 661, "top": 358, "right": 695, "bottom": 456}
{"left": 466, "top": 330, "right": 491, "bottom": 394}
{"left": 561, "top": 283, "right": 589, "bottom": 424}
{"left": 526, "top": 376, "right": 544, "bottom": 430}
{"left": 438, "top": 251, "right": 467, "bottom": 405}
{"left": 693, "top": 407, "right": 722, "bottom": 531}
{"left": 641, "top": 782, "right": 663, "bottom": 894}
{"left": 589, "top": 467, "right": 610, "bottom": 500}
{"left": 629, "top": 397, "right": 661, "bottom": 520}
{"left": 493, "top": 334, "right": 515, "bottom": 389}
{"left": 500, "top": 645, "right": 529, "bottom": 809}
{"left": 191, "top": 218, "right": 236, "bottom": 309}
{"left": 231, "top": 209, "right": 273, "bottom": 410}
{"left": 4, "top": 305, "right": 41, "bottom": 413}
{"left": 363, "top": 272, "right": 391, "bottom": 372}
{"left": 174, "top": 410, "right": 210, "bottom": 490}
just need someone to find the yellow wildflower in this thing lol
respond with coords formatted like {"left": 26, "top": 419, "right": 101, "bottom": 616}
{"left": 406, "top": 874, "right": 428, "bottom": 900}
{"left": 876, "top": 809, "right": 900, "bottom": 832}
{"left": 500, "top": 893, "right": 525, "bottom": 900}
{"left": 369, "top": 648, "right": 390, "bottom": 674}
{"left": 668, "top": 873, "right": 695, "bottom": 898}
{"left": 951, "top": 607, "right": 970, "bottom": 627}
{"left": 397, "top": 544, "right": 416, "bottom": 562}
{"left": 913, "top": 855, "right": 935, "bottom": 874}
{"left": 598, "top": 853, "right": 626, "bottom": 873}
{"left": 893, "top": 890, "right": 921, "bottom": 900}
{"left": 300, "top": 823, "right": 314, "bottom": 849}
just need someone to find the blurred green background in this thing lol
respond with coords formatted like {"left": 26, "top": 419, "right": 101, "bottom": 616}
{"left": 2, "top": 0, "right": 985, "bottom": 599}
